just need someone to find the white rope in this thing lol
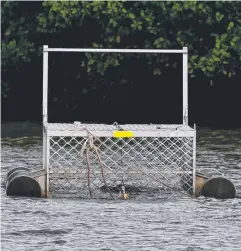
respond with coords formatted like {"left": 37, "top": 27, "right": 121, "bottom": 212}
{"left": 80, "top": 127, "right": 115, "bottom": 199}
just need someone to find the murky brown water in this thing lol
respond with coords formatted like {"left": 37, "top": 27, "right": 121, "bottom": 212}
{"left": 1, "top": 125, "right": 241, "bottom": 251}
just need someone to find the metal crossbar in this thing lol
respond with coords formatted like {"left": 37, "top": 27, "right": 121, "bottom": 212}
{"left": 42, "top": 46, "right": 195, "bottom": 199}
{"left": 44, "top": 47, "right": 185, "bottom": 53}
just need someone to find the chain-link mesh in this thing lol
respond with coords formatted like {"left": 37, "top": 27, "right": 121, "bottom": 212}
{"left": 47, "top": 123, "right": 195, "bottom": 199}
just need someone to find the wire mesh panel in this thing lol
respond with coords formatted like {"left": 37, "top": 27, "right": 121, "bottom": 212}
{"left": 45, "top": 123, "right": 196, "bottom": 199}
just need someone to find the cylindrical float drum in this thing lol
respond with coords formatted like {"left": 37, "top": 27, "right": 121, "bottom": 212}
{"left": 181, "top": 171, "right": 236, "bottom": 199}
{"left": 202, "top": 177, "right": 236, "bottom": 199}
{"left": 5, "top": 167, "right": 42, "bottom": 198}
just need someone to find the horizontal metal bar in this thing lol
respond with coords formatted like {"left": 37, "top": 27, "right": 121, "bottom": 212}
{"left": 44, "top": 47, "right": 185, "bottom": 54}
{"left": 46, "top": 130, "right": 195, "bottom": 138}
{"left": 49, "top": 170, "right": 193, "bottom": 176}
{"left": 46, "top": 123, "right": 194, "bottom": 131}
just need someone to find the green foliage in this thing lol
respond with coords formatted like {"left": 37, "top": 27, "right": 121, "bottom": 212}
{"left": 216, "top": 12, "right": 224, "bottom": 22}
{"left": 1, "top": 2, "right": 38, "bottom": 97}
{"left": 51, "top": 1, "right": 240, "bottom": 78}
{"left": 1, "top": 1, "right": 241, "bottom": 98}
{"left": 37, "top": 1, "right": 81, "bottom": 32}
{"left": 1, "top": 2, "right": 36, "bottom": 71}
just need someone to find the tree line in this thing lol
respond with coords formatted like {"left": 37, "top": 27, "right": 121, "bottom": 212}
{"left": 1, "top": 1, "right": 241, "bottom": 127}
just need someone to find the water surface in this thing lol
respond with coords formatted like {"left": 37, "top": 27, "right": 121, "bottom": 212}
{"left": 1, "top": 124, "right": 241, "bottom": 250}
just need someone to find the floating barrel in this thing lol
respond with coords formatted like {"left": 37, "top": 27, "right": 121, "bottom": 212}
{"left": 5, "top": 167, "right": 42, "bottom": 198}
{"left": 202, "top": 177, "right": 236, "bottom": 199}
{"left": 181, "top": 171, "right": 236, "bottom": 199}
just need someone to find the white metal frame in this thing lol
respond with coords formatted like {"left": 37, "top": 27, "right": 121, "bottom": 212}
{"left": 43, "top": 45, "right": 188, "bottom": 125}
{"left": 45, "top": 123, "right": 195, "bottom": 138}
{"left": 42, "top": 45, "right": 195, "bottom": 196}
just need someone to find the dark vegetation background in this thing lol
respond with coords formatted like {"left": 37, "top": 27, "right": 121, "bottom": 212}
{"left": 1, "top": 1, "right": 241, "bottom": 128}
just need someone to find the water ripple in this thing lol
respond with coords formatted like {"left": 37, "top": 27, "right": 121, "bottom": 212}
{"left": 1, "top": 129, "right": 241, "bottom": 250}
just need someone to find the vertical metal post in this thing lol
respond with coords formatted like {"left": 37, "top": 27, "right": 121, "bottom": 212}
{"left": 192, "top": 124, "right": 196, "bottom": 196}
{"left": 43, "top": 45, "right": 49, "bottom": 196}
{"left": 43, "top": 45, "right": 48, "bottom": 124}
{"left": 183, "top": 47, "right": 188, "bottom": 125}
{"left": 45, "top": 135, "right": 50, "bottom": 197}
{"left": 43, "top": 129, "right": 46, "bottom": 169}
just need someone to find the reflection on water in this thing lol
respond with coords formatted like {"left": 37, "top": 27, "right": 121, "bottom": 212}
{"left": 1, "top": 123, "right": 241, "bottom": 251}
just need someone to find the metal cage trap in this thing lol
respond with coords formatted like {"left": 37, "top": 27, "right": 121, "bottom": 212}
{"left": 42, "top": 46, "right": 196, "bottom": 199}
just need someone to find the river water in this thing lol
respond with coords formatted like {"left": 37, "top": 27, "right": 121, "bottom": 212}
{"left": 1, "top": 124, "right": 241, "bottom": 251}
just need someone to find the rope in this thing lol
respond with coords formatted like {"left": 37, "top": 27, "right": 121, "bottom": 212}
{"left": 80, "top": 131, "right": 115, "bottom": 200}
{"left": 86, "top": 147, "right": 92, "bottom": 198}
